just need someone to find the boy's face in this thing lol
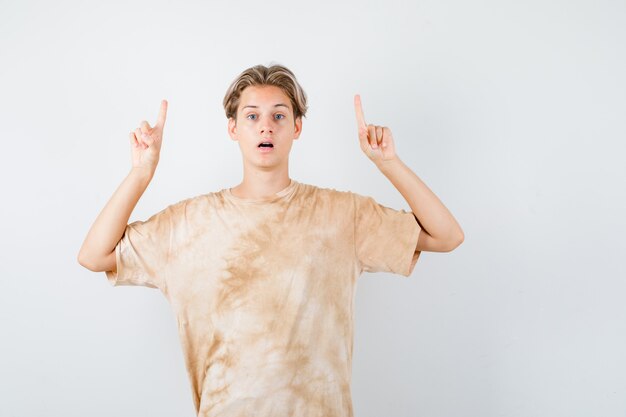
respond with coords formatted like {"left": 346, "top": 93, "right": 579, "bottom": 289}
{"left": 228, "top": 85, "right": 302, "bottom": 170}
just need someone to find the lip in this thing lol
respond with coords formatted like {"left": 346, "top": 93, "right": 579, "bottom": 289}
{"left": 258, "top": 145, "right": 274, "bottom": 153}
{"left": 257, "top": 138, "right": 274, "bottom": 146}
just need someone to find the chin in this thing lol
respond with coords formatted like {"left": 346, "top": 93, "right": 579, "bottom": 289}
{"left": 243, "top": 156, "right": 282, "bottom": 168}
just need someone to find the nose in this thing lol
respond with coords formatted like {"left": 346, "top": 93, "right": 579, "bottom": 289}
{"left": 259, "top": 114, "right": 275, "bottom": 135}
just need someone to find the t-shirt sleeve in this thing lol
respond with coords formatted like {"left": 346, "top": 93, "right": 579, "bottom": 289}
{"left": 105, "top": 205, "right": 174, "bottom": 290}
{"left": 353, "top": 192, "right": 422, "bottom": 277}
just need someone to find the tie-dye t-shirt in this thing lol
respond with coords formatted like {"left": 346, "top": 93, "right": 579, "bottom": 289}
{"left": 105, "top": 179, "right": 422, "bottom": 417}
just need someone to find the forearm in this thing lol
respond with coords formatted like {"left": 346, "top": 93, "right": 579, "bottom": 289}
{"left": 77, "top": 167, "right": 154, "bottom": 269}
{"left": 376, "top": 157, "right": 464, "bottom": 243}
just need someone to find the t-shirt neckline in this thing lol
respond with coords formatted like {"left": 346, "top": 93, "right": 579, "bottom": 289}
{"left": 225, "top": 179, "right": 298, "bottom": 204}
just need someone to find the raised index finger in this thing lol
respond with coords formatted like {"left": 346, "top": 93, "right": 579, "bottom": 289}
{"left": 354, "top": 94, "right": 367, "bottom": 130}
{"left": 156, "top": 99, "right": 168, "bottom": 128}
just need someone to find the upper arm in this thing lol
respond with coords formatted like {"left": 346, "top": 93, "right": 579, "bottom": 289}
{"left": 353, "top": 193, "right": 422, "bottom": 276}
{"left": 104, "top": 249, "right": 117, "bottom": 274}
{"left": 415, "top": 227, "right": 463, "bottom": 252}
{"left": 77, "top": 247, "right": 117, "bottom": 273}
{"left": 104, "top": 208, "right": 174, "bottom": 289}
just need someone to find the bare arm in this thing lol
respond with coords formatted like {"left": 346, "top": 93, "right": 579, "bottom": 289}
{"left": 77, "top": 168, "right": 154, "bottom": 272}
{"left": 353, "top": 94, "right": 464, "bottom": 252}
{"left": 375, "top": 158, "right": 463, "bottom": 252}
{"left": 77, "top": 100, "right": 168, "bottom": 273}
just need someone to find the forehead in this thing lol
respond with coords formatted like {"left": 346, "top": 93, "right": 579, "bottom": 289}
{"left": 239, "top": 85, "right": 291, "bottom": 110}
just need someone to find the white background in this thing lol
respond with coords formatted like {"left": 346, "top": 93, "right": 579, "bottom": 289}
{"left": 1, "top": 0, "right": 625, "bottom": 416}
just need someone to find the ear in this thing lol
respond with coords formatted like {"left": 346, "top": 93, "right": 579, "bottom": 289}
{"left": 227, "top": 117, "right": 237, "bottom": 141}
{"left": 293, "top": 116, "right": 303, "bottom": 140}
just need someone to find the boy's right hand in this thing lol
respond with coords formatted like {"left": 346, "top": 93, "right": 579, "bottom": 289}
{"left": 129, "top": 99, "right": 168, "bottom": 173}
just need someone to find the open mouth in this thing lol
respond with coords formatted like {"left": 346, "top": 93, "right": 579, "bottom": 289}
{"left": 258, "top": 142, "right": 274, "bottom": 148}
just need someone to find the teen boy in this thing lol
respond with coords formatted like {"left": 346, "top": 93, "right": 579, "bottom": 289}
{"left": 78, "top": 63, "right": 464, "bottom": 417}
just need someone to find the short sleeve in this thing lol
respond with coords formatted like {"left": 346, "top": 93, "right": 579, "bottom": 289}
{"left": 105, "top": 205, "right": 174, "bottom": 290}
{"left": 353, "top": 193, "right": 422, "bottom": 277}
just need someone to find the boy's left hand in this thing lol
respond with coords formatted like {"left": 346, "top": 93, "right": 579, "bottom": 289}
{"left": 354, "top": 94, "right": 398, "bottom": 165}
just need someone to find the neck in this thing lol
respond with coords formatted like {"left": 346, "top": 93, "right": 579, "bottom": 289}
{"left": 230, "top": 165, "right": 292, "bottom": 200}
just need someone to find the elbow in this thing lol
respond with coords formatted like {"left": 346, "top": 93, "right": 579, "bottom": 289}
{"left": 77, "top": 250, "right": 97, "bottom": 271}
{"left": 77, "top": 252, "right": 90, "bottom": 270}
{"left": 456, "top": 229, "right": 465, "bottom": 245}
{"left": 454, "top": 232, "right": 465, "bottom": 249}
{"left": 445, "top": 231, "right": 465, "bottom": 252}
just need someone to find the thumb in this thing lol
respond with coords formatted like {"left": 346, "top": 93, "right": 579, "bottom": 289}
{"left": 141, "top": 132, "right": 155, "bottom": 146}
{"left": 140, "top": 120, "right": 153, "bottom": 134}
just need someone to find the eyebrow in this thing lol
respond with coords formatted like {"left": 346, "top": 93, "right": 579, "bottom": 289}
{"left": 242, "top": 104, "right": 290, "bottom": 110}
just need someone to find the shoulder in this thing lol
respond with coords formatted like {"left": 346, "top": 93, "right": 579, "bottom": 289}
{"left": 157, "top": 192, "right": 219, "bottom": 219}
{"left": 189, "top": 191, "right": 221, "bottom": 205}
{"left": 295, "top": 181, "right": 356, "bottom": 206}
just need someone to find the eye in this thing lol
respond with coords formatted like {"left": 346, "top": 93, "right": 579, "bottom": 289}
{"left": 275, "top": 114, "right": 285, "bottom": 120}
{"left": 246, "top": 114, "right": 257, "bottom": 120}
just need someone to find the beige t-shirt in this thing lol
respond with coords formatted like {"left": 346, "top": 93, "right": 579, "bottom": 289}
{"left": 105, "top": 179, "right": 422, "bottom": 417}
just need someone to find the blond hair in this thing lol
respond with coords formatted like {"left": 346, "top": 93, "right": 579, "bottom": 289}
{"left": 223, "top": 63, "right": 308, "bottom": 124}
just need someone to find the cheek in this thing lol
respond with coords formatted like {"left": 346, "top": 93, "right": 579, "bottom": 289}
{"left": 238, "top": 124, "right": 255, "bottom": 135}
